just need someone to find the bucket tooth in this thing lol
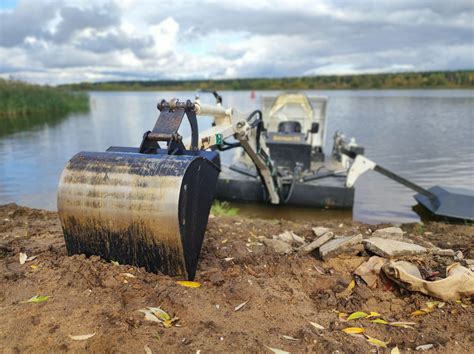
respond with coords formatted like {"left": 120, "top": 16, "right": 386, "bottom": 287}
{"left": 57, "top": 151, "right": 220, "bottom": 279}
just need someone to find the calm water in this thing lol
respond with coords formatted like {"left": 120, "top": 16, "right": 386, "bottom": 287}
{"left": 0, "top": 90, "right": 473, "bottom": 224}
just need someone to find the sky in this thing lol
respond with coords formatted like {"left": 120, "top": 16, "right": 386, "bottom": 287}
{"left": 0, "top": 0, "right": 473, "bottom": 84}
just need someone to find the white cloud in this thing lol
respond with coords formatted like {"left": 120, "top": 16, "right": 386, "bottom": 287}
{"left": 0, "top": 0, "right": 472, "bottom": 84}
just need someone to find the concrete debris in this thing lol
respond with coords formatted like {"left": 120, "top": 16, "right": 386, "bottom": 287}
{"left": 371, "top": 227, "right": 404, "bottom": 241}
{"left": 263, "top": 238, "right": 293, "bottom": 255}
{"left": 353, "top": 256, "right": 387, "bottom": 288}
{"left": 319, "top": 234, "right": 363, "bottom": 260}
{"left": 312, "top": 227, "right": 331, "bottom": 237}
{"left": 298, "top": 232, "right": 334, "bottom": 255}
{"left": 364, "top": 237, "right": 427, "bottom": 258}
{"left": 431, "top": 248, "right": 455, "bottom": 257}
{"left": 454, "top": 250, "right": 464, "bottom": 261}
{"left": 273, "top": 230, "right": 305, "bottom": 246}
{"left": 382, "top": 261, "right": 474, "bottom": 301}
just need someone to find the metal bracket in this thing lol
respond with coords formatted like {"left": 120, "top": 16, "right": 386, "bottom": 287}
{"left": 139, "top": 99, "right": 199, "bottom": 154}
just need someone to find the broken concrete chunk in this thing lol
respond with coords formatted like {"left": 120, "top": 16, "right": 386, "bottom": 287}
{"left": 364, "top": 237, "right": 427, "bottom": 258}
{"left": 372, "top": 227, "right": 404, "bottom": 240}
{"left": 298, "top": 232, "right": 334, "bottom": 255}
{"left": 353, "top": 256, "right": 387, "bottom": 288}
{"left": 312, "top": 227, "right": 331, "bottom": 237}
{"left": 263, "top": 238, "right": 293, "bottom": 255}
{"left": 319, "top": 234, "right": 363, "bottom": 260}
{"left": 273, "top": 230, "right": 305, "bottom": 246}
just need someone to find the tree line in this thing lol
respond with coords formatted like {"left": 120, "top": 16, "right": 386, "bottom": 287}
{"left": 61, "top": 70, "right": 473, "bottom": 91}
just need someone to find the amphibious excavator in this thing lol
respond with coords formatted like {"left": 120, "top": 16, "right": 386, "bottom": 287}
{"left": 58, "top": 94, "right": 473, "bottom": 280}
{"left": 57, "top": 97, "right": 285, "bottom": 280}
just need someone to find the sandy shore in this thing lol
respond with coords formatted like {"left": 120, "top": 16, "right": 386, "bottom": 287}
{"left": 0, "top": 204, "right": 473, "bottom": 353}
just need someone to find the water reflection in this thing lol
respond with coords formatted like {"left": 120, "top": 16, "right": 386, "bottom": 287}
{"left": 0, "top": 111, "right": 71, "bottom": 137}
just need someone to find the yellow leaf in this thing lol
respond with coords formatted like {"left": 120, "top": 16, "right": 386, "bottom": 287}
{"left": 425, "top": 301, "right": 439, "bottom": 309}
{"left": 177, "top": 281, "right": 201, "bottom": 288}
{"left": 162, "top": 319, "right": 173, "bottom": 328}
{"left": 367, "top": 311, "right": 381, "bottom": 318}
{"left": 391, "top": 346, "right": 400, "bottom": 354}
{"left": 366, "top": 335, "right": 390, "bottom": 348}
{"left": 30, "top": 265, "right": 38, "bottom": 269}
{"left": 342, "top": 327, "right": 365, "bottom": 334}
{"left": 338, "top": 312, "right": 348, "bottom": 321}
{"left": 347, "top": 311, "right": 368, "bottom": 321}
{"left": 337, "top": 280, "right": 355, "bottom": 298}
{"left": 371, "top": 318, "right": 389, "bottom": 325}
{"left": 410, "top": 310, "right": 427, "bottom": 317}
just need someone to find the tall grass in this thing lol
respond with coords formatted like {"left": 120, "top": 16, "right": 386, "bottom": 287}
{"left": 0, "top": 79, "right": 89, "bottom": 117}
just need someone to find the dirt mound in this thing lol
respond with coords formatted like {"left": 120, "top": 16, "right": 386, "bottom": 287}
{"left": 0, "top": 204, "right": 473, "bottom": 353}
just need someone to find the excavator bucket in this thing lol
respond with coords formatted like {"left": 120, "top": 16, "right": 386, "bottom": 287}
{"left": 57, "top": 100, "right": 220, "bottom": 279}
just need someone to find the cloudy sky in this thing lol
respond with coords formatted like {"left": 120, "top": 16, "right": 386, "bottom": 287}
{"left": 0, "top": 0, "right": 473, "bottom": 84}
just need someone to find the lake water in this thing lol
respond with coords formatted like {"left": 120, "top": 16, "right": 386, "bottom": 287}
{"left": 0, "top": 90, "right": 472, "bottom": 224}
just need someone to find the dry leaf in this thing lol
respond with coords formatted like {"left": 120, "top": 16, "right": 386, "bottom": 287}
{"left": 337, "top": 280, "right": 355, "bottom": 298}
{"left": 371, "top": 318, "right": 389, "bottom": 325}
{"left": 177, "top": 281, "right": 201, "bottom": 288}
{"left": 309, "top": 321, "right": 325, "bottom": 330}
{"left": 69, "top": 333, "right": 96, "bottom": 341}
{"left": 347, "top": 311, "right": 368, "bottom": 321}
{"left": 390, "top": 321, "right": 416, "bottom": 329}
{"left": 234, "top": 300, "right": 249, "bottom": 312}
{"left": 144, "top": 345, "right": 152, "bottom": 354}
{"left": 121, "top": 273, "right": 136, "bottom": 278}
{"left": 342, "top": 327, "right": 365, "bottom": 334}
{"left": 265, "top": 346, "right": 290, "bottom": 354}
{"left": 27, "top": 295, "right": 49, "bottom": 303}
{"left": 366, "top": 335, "right": 389, "bottom": 348}
{"left": 410, "top": 309, "right": 428, "bottom": 317}
{"left": 30, "top": 265, "right": 38, "bottom": 269}
{"left": 281, "top": 335, "right": 299, "bottom": 341}
{"left": 391, "top": 346, "right": 400, "bottom": 354}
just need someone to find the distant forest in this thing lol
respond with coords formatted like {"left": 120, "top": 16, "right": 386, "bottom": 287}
{"left": 62, "top": 70, "right": 473, "bottom": 91}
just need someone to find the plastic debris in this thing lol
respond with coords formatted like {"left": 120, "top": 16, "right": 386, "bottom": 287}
{"left": 383, "top": 261, "right": 474, "bottom": 301}
{"left": 19, "top": 252, "right": 36, "bottom": 265}
{"left": 69, "top": 333, "right": 96, "bottom": 341}
{"left": 416, "top": 344, "right": 434, "bottom": 351}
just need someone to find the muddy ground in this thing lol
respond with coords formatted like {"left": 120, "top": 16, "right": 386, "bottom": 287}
{"left": 0, "top": 204, "right": 473, "bottom": 353}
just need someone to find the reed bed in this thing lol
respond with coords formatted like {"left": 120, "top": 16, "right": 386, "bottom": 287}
{"left": 0, "top": 79, "right": 89, "bottom": 117}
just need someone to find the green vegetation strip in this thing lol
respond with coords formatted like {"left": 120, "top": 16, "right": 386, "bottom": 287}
{"left": 0, "top": 79, "right": 89, "bottom": 117}
{"left": 62, "top": 70, "right": 473, "bottom": 91}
